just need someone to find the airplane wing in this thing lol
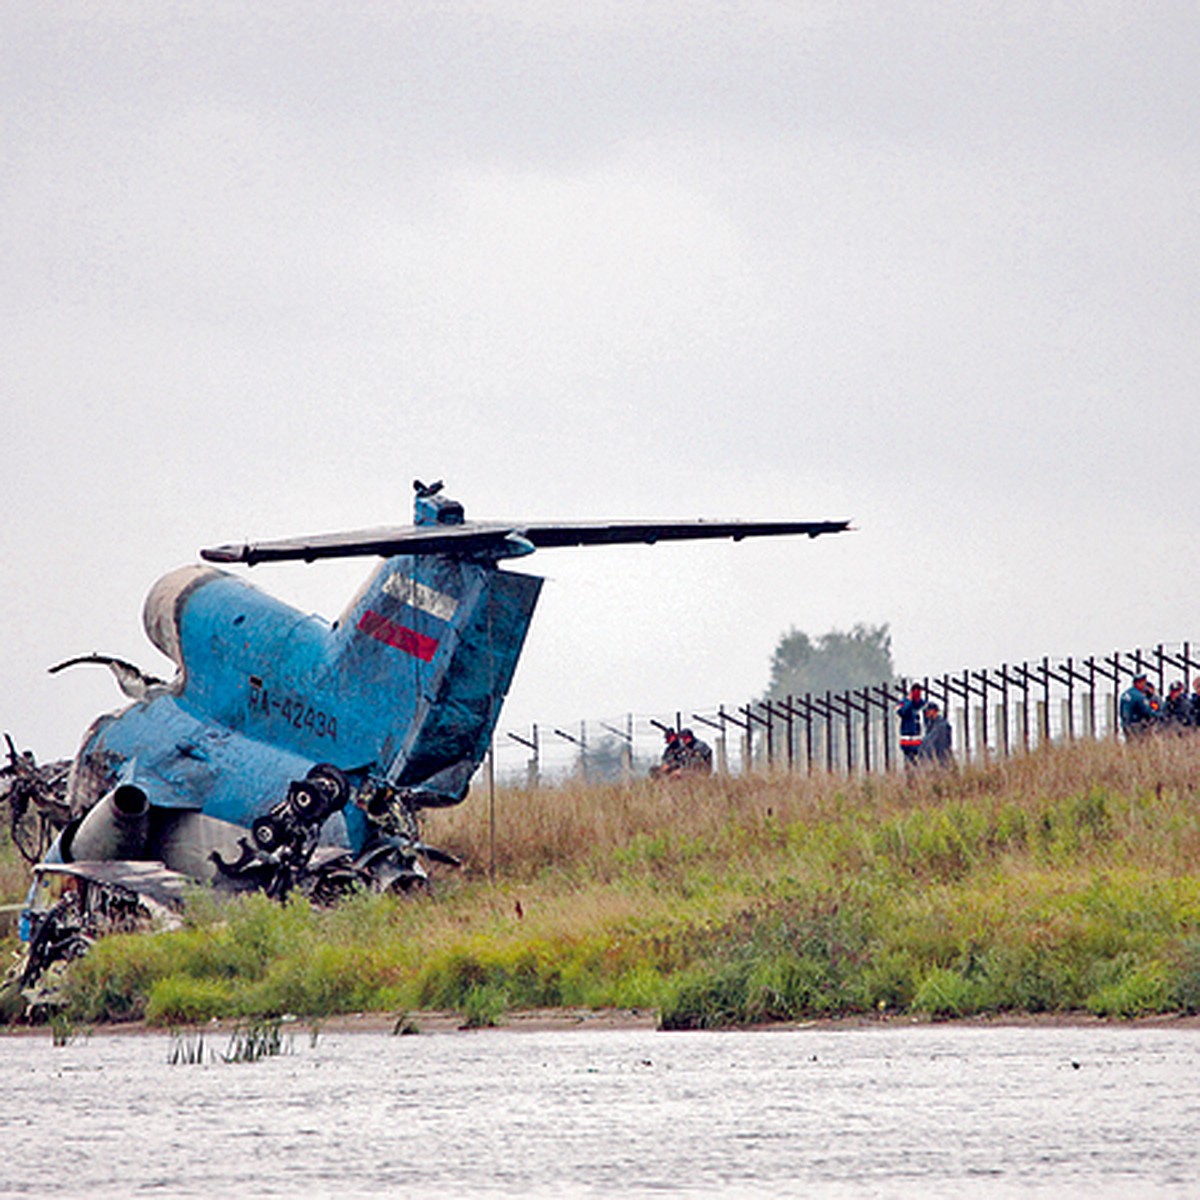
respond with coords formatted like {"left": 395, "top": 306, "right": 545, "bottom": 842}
{"left": 35, "top": 860, "right": 190, "bottom": 913}
{"left": 200, "top": 518, "right": 851, "bottom": 565}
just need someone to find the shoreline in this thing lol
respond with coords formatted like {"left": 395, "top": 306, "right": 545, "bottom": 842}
{"left": 6, "top": 1007, "right": 1200, "bottom": 1038}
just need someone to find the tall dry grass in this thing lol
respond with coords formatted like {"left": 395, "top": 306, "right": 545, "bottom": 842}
{"left": 39, "top": 734, "right": 1200, "bottom": 1027}
{"left": 427, "top": 733, "right": 1200, "bottom": 880}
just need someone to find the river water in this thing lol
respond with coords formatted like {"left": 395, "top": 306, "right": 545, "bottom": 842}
{"left": 3, "top": 1022, "right": 1198, "bottom": 1197}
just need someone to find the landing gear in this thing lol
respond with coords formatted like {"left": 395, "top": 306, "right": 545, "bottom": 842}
{"left": 213, "top": 763, "right": 353, "bottom": 901}
{"left": 211, "top": 765, "right": 459, "bottom": 904}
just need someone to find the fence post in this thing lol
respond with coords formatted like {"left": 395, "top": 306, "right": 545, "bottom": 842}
{"left": 710, "top": 700, "right": 748, "bottom": 777}
{"left": 973, "top": 669, "right": 991, "bottom": 757}
{"left": 761, "top": 700, "right": 776, "bottom": 770}
{"left": 858, "top": 688, "right": 872, "bottom": 775}
{"left": 1017, "top": 662, "right": 1033, "bottom": 748}
{"left": 962, "top": 670, "right": 972, "bottom": 761}
{"left": 508, "top": 725, "right": 540, "bottom": 788}
{"left": 719, "top": 706, "right": 753, "bottom": 774}
{"left": 600, "top": 717, "right": 634, "bottom": 780}
{"left": 1085, "top": 659, "right": 1097, "bottom": 740}
{"left": 874, "top": 685, "right": 895, "bottom": 772}
{"left": 1063, "top": 657, "right": 1075, "bottom": 741}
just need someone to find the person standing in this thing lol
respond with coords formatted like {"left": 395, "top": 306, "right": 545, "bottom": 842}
{"left": 1164, "top": 681, "right": 1190, "bottom": 729}
{"left": 897, "top": 684, "right": 926, "bottom": 765}
{"left": 1119, "top": 674, "right": 1156, "bottom": 739}
{"left": 1189, "top": 678, "right": 1200, "bottom": 728}
{"left": 917, "top": 701, "right": 953, "bottom": 765}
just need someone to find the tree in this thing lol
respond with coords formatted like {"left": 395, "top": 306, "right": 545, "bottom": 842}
{"left": 763, "top": 623, "right": 895, "bottom": 700}
{"left": 581, "top": 733, "right": 635, "bottom": 782}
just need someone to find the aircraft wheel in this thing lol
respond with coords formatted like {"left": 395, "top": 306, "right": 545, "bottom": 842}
{"left": 11, "top": 804, "right": 51, "bottom": 866}
{"left": 306, "top": 763, "right": 349, "bottom": 808}
{"left": 252, "top": 815, "right": 282, "bottom": 851}
{"left": 289, "top": 782, "right": 327, "bottom": 823}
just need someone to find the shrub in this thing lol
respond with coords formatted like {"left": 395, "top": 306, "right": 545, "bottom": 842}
{"left": 659, "top": 962, "right": 753, "bottom": 1030}
{"left": 1086, "top": 960, "right": 1172, "bottom": 1017}
{"left": 1171, "top": 937, "right": 1200, "bottom": 1013}
{"left": 913, "top": 967, "right": 979, "bottom": 1018}
{"left": 460, "top": 984, "right": 509, "bottom": 1028}
{"left": 146, "top": 976, "right": 233, "bottom": 1025}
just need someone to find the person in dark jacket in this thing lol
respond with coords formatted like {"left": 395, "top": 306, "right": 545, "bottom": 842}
{"left": 1164, "top": 680, "right": 1190, "bottom": 729}
{"left": 651, "top": 728, "right": 686, "bottom": 777}
{"left": 896, "top": 684, "right": 925, "bottom": 765}
{"left": 677, "top": 728, "right": 713, "bottom": 775}
{"left": 1189, "top": 678, "right": 1200, "bottom": 729}
{"left": 652, "top": 727, "right": 713, "bottom": 778}
{"left": 1119, "top": 674, "right": 1157, "bottom": 739}
{"left": 917, "top": 701, "right": 953, "bottom": 765}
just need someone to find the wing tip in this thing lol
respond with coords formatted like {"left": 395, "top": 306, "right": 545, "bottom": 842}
{"left": 199, "top": 544, "right": 248, "bottom": 564}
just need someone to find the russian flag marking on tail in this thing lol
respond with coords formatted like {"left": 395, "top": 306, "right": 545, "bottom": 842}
{"left": 357, "top": 610, "right": 440, "bottom": 661}
{"left": 382, "top": 573, "right": 459, "bottom": 621}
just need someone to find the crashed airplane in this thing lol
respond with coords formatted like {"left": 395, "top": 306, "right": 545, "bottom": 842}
{"left": 4, "top": 481, "right": 849, "bottom": 987}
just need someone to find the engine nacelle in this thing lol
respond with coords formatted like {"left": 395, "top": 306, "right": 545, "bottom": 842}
{"left": 65, "top": 783, "right": 151, "bottom": 861}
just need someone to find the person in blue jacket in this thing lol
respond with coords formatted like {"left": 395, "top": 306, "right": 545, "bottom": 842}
{"left": 1119, "top": 674, "right": 1157, "bottom": 739}
{"left": 896, "top": 684, "right": 925, "bottom": 764}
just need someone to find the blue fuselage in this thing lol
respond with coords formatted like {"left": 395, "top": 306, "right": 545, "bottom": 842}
{"left": 70, "top": 553, "right": 542, "bottom": 861}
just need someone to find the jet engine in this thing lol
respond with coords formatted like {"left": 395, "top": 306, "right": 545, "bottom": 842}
{"left": 64, "top": 783, "right": 150, "bottom": 861}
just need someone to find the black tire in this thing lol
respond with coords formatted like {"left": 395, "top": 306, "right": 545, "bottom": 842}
{"left": 305, "top": 763, "right": 349, "bottom": 808}
{"left": 252, "top": 815, "right": 281, "bottom": 851}
{"left": 11, "top": 806, "right": 49, "bottom": 866}
{"left": 289, "top": 781, "right": 326, "bottom": 823}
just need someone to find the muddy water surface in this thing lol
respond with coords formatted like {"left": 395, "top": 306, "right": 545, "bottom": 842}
{"left": 3, "top": 1023, "right": 1198, "bottom": 1197}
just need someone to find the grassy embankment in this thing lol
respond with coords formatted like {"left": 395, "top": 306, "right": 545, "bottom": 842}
{"left": 5, "top": 735, "right": 1200, "bottom": 1029}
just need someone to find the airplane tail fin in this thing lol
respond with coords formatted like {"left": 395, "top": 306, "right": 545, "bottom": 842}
{"left": 334, "top": 556, "right": 541, "bottom": 800}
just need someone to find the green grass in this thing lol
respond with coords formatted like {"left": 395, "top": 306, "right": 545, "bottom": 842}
{"left": 10, "top": 735, "right": 1200, "bottom": 1029}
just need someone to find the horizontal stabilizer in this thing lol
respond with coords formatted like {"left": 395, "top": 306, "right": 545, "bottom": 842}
{"left": 200, "top": 518, "right": 851, "bottom": 566}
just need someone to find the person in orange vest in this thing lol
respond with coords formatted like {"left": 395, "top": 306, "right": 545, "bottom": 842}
{"left": 896, "top": 684, "right": 925, "bottom": 765}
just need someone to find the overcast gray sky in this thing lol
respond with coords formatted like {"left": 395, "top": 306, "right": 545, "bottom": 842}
{"left": 3, "top": 1, "right": 1198, "bottom": 760}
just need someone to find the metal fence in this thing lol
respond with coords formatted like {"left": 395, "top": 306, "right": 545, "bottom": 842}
{"left": 491, "top": 641, "right": 1200, "bottom": 786}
